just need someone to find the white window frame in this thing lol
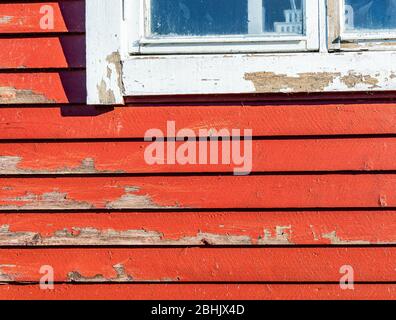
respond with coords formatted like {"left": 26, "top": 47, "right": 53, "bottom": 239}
{"left": 86, "top": 0, "right": 396, "bottom": 105}
{"left": 328, "top": 0, "right": 396, "bottom": 51}
{"left": 125, "top": 0, "right": 319, "bottom": 54}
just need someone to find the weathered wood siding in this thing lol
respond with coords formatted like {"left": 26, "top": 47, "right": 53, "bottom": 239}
{"left": 1, "top": 0, "right": 396, "bottom": 299}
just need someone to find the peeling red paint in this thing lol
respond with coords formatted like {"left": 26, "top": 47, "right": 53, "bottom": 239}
{"left": 2, "top": 138, "right": 396, "bottom": 174}
{"left": 2, "top": 175, "right": 396, "bottom": 210}
{"left": 2, "top": 283, "right": 396, "bottom": 300}
{"left": 1, "top": 0, "right": 396, "bottom": 301}
{"left": 0, "top": 248, "right": 396, "bottom": 283}
{"left": 1, "top": 211, "right": 396, "bottom": 246}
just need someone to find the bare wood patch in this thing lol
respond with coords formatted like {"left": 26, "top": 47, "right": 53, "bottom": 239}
{"left": 0, "top": 191, "right": 93, "bottom": 210}
{"left": 341, "top": 72, "right": 379, "bottom": 89}
{"left": 0, "top": 16, "right": 12, "bottom": 24}
{"left": 0, "top": 264, "right": 15, "bottom": 282}
{"left": 244, "top": 72, "right": 341, "bottom": 92}
{"left": 0, "top": 87, "right": 54, "bottom": 104}
{"left": 0, "top": 156, "right": 125, "bottom": 175}
{"left": 0, "top": 225, "right": 40, "bottom": 246}
{"left": 0, "top": 224, "right": 252, "bottom": 246}
{"left": 68, "top": 264, "right": 133, "bottom": 283}
{"left": 244, "top": 70, "right": 386, "bottom": 93}
{"left": 96, "top": 52, "right": 125, "bottom": 104}
{"left": 105, "top": 186, "right": 179, "bottom": 210}
{"left": 257, "top": 226, "right": 292, "bottom": 245}
{"left": 327, "top": 0, "right": 341, "bottom": 50}
{"left": 322, "top": 231, "right": 371, "bottom": 245}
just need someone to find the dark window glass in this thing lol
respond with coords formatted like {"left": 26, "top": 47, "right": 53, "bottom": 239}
{"left": 345, "top": 0, "right": 396, "bottom": 30}
{"left": 150, "top": 0, "right": 304, "bottom": 37}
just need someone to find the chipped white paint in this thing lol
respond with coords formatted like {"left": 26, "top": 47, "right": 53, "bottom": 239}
{"left": 86, "top": 0, "right": 396, "bottom": 103}
{"left": 123, "top": 51, "right": 396, "bottom": 95}
{"left": 86, "top": 0, "right": 124, "bottom": 105}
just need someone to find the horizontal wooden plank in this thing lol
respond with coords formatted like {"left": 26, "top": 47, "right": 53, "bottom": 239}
{"left": 0, "top": 71, "right": 85, "bottom": 104}
{"left": 2, "top": 284, "right": 396, "bottom": 300}
{"left": 1, "top": 211, "right": 396, "bottom": 246}
{"left": 0, "top": 247, "right": 395, "bottom": 282}
{"left": 0, "top": 1, "right": 84, "bottom": 34}
{"left": 0, "top": 36, "right": 85, "bottom": 69}
{"left": 2, "top": 104, "right": 396, "bottom": 139}
{"left": 0, "top": 175, "right": 396, "bottom": 210}
{"left": 0, "top": 138, "right": 396, "bottom": 175}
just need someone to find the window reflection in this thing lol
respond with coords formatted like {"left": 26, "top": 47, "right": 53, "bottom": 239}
{"left": 150, "top": 0, "right": 304, "bottom": 37}
{"left": 270, "top": 0, "right": 304, "bottom": 34}
{"left": 345, "top": 0, "right": 396, "bottom": 31}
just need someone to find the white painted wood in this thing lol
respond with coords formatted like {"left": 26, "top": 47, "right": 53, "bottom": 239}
{"left": 342, "top": 31, "right": 396, "bottom": 41}
{"left": 86, "top": 0, "right": 124, "bottom": 105}
{"left": 122, "top": 51, "right": 396, "bottom": 96}
{"left": 305, "top": 0, "right": 320, "bottom": 50}
{"left": 248, "top": 0, "right": 264, "bottom": 34}
{"left": 126, "top": 0, "right": 143, "bottom": 54}
{"left": 136, "top": 39, "right": 309, "bottom": 54}
{"left": 85, "top": 0, "right": 396, "bottom": 103}
{"left": 318, "top": 0, "right": 328, "bottom": 52}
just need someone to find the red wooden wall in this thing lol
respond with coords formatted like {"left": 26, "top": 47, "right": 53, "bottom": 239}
{"left": 1, "top": 0, "right": 396, "bottom": 300}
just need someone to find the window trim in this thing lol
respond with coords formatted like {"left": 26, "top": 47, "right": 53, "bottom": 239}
{"left": 86, "top": 0, "right": 125, "bottom": 105}
{"left": 86, "top": 0, "right": 396, "bottom": 105}
{"left": 328, "top": 0, "right": 396, "bottom": 52}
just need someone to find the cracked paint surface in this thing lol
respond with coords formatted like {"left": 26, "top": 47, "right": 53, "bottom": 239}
{"left": 2, "top": 248, "right": 396, "bottom": 283}
{"left": 1, "top": 210, "right": 396, "bottom": 246}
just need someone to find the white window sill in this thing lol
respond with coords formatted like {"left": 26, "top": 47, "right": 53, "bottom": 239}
{"left": 122, "top": 51, "right": 396, "bottom": 96}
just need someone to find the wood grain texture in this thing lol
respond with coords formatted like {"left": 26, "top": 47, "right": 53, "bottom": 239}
{"left": 0, "top": 211, "right": 396, "bottom": 246}
{"left": 0, "top": 247, "right": 395, "bottom": 283}
{"left": 0, "top": 36, "right": 85, "bottom": 69}
{"left": 2, "top": 284, "right": 396, "bottom": 300}
{"left": 0, "top": 1, "right": 84, "bottom": 34}
{"left": 0, "top": 138, "right": 396, "bottom": 175}
{"left": 0, "top": 175, "right": 395, "bottom": 210}
{"left": 2, "top": 104, "right": 396, "bottom": 139}
{"left": 1, "top": 0, "right": 395, "bottom": 301}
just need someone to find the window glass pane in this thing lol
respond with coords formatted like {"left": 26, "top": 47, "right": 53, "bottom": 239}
{"left": 149, "top": 0, "right": 305, "bottom": 37}
{"left": 344, "top": 0, "right": 396, "bottom": 31}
